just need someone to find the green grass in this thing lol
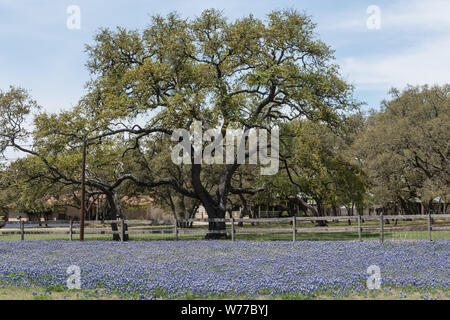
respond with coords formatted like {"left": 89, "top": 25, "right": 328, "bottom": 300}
{"left": 0, "top": 285, "right": 447, "bottom": 300}
{"left": 1, "top": 230, "right": 449, "bottom": 241}
{"left": 0, "top": 286, "right": 121, "bottom": 300}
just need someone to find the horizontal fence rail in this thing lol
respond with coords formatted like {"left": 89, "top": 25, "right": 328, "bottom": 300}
{"left": 0, "top": 214, "right": 449, "bottom": 242}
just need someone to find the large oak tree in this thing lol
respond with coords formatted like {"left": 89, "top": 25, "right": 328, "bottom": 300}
{"left": 79, "top": 9, "right": 358, "bottom": 237}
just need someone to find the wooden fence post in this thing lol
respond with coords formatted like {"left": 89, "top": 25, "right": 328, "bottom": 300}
{"left": 357, "top": 215, "right": 362, "bottom": 241}
{"left": 69, "top": 219, "right": 73, "bottom": 241}
{"left": 292, "top": 216, "right": 296, "bottom": 243}
{"left": 427, "top": 212, "right": 432, "bottom": 241}
{"left": 174, "top": 219, "right": 178, "bottom": 241}
{"left": 231, "top": 217, "right": 235, "bottom": 242}
{"left": 380, "top": 212, "right": 384, "bottom": 243}
{"left": 121, "top": 218, "right": 125, "bottom": 242}
{"left": 20, "top": 220, "right": 24, "bottom": 241}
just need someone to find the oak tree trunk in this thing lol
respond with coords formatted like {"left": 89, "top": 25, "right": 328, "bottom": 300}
{"left": 204, "top": 204, "right": 228, "bottom": 239}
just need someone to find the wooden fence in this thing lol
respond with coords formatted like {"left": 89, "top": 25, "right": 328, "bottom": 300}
{"left": 1, "top": 214, "right": 449, "bottom": 242}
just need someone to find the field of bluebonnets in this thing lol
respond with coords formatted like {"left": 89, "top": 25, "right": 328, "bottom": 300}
{"left": 0, "top": 240, "right": 449, "bottom": 300}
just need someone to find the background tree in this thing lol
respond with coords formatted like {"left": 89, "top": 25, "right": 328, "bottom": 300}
{"left": 0, "top": 90, "right": 141, "bottom": 240}
{"left": 273, "top": 118, "right": 367, "bottom": 225}
{"left": 353, "top": 85, "right": 449, "bottom": 214}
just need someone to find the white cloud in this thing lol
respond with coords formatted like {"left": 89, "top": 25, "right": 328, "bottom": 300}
{"left": 382, "top": 0, "right": 450, "bottom": 31}
{"left": 326, "top": 0, "right": 450, "bottom": 32}
{"left": 331, "top": 0, "right": 450, "bottom": 91}
{"left": 340, "top": 34, "right": 450, "bottom": 90}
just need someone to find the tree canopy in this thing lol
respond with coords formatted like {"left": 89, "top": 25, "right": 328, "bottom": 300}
{"left": 352, "top": 85, "right": 449, "bottom": 213}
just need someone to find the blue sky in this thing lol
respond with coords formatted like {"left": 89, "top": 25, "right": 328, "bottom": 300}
{"left": 1, "top": 0, "right": 449, "bottom": 115}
